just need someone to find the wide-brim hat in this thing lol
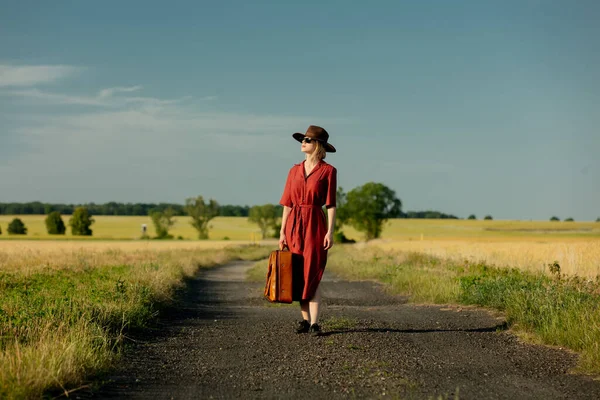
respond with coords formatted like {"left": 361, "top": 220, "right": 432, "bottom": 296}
{"left": 292, "top": 125, "right": 336, "bottom": 153}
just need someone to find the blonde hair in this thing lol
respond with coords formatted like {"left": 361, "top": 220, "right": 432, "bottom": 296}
{"left": 310, "top": 140, "right": 326, "bottom": 161}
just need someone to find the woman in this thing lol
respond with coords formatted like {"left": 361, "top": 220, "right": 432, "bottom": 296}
{"left": 279, "top": 125, "right": 337, "bottom": 336}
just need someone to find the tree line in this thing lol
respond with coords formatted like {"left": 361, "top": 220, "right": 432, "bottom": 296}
{"left": 3, "top": 183, "right": 596, "bottom": 240}
{"left": 0, "top": 201, "right": 458, "bottom": 219}
{"left": 0, "top": 202, "right": 250, "bottom": 217}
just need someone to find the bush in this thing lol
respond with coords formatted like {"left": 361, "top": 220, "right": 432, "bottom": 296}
{"left": 69, "top": 207, "right": 94, "bottom": 236}
{"left": 483, "top": 215, "right": 493, "bottom": 220}
{"left": 7, "top": 218, "right": 27, "bottom": 235}
{"left": 467, "top": 214, "right": 477, "bottom": 220}
{"left": 45, "top": 211, "right": 66, "bottom": 235}
{"left": 550, "top": 216, "right": 560, "bottom": 221}
{"left": 565, "top": 217, "right": 575, "bottom": 222}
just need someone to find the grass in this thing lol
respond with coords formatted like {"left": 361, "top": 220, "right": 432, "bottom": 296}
{"left": 0, "top": 244, "right": 272, "bottom": 399}
{"left": 327, "top": 245, "right": 600, "bottom": 375}
{"left": 246, "top": 259, "right": 268, "bottom": 283}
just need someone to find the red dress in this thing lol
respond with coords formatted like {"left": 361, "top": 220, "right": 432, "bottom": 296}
{"left": 279, "top": 160, "right": 337, "bottom": 301}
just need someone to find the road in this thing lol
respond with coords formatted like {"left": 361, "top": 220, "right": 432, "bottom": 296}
{"left": 94, "top": 261, "right": 600, "bottom": 399}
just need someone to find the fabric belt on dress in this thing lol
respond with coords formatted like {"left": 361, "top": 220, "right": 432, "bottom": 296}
{"left": 290, "top": 204, "right": 323, "bottom": 252}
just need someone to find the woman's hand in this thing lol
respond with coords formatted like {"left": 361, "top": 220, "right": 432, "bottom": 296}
{"left": 323, "top": 231, "right": 334, "bottom": 250}
{"left": 279, "top": 232, "right": 287, "bottom": 250}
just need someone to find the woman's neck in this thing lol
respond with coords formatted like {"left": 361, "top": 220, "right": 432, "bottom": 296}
{"left": 305, "top": 155, "right": 320, "bottom": 166}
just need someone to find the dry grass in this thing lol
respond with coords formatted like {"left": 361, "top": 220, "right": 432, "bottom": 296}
{"left": 369, "top": 239, "right": 600, "bottom": 278}
{"left": 0, "top": 243, "right": 272, "bottom": 399}
{"left": 0, "top": 240, "right": 278, "bottom": 275}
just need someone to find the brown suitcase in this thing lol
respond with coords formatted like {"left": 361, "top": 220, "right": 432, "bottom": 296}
{"left": 264, "top": 248, "right": 293, "bottom": 303}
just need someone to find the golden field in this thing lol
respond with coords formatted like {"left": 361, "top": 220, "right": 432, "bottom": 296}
{"left": 369, "top": 239, "right": 600, "bottom": 278}
{"left": 0, "top": 240, "right": 261, "bottom": 274}
{"left": 0, "top": 215, "right": 264, "bottom": 241}
{"left": 1, "top": 216, "right": 599, "bottom": 277}
{"left": 1, "top": 215, "right": 599, "bottom": 241}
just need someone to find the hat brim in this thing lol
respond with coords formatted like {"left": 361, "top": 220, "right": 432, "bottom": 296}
{"left": 292, "top": 133, "right": 336, "bottom": 153}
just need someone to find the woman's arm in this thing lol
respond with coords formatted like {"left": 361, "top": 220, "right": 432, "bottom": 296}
{"left": 279, "top": 206, "right": 292, "bottom": 250}
{"left": 324, "top": 206, "right": 336, "bottom": 250}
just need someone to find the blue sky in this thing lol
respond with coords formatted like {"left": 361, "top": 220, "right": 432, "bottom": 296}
{"left": 1, "top": 0, "right": 598, "bottom": 220}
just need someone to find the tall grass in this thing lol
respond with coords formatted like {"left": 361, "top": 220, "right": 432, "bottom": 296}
{"left": 0, "top": 245, "right": 271, "bottom": 399}
{"left": 327, "top": 245, "right": 600, "bottom": 374}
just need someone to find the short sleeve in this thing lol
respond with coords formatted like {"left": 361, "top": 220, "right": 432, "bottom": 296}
{"left": 279, "top": 167, "right": 294, "bottom": 207}
{"left": 325, "top": 167, "right": 337, "bottom": 208}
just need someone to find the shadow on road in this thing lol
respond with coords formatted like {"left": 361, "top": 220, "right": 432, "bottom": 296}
{"left": 319, "top": 321, "right": 509, "bottom": 337}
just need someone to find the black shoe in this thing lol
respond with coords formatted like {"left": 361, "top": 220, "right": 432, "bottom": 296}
{"left": 296, "top": 320, "right": 310, "bottom": 334}
{"left": 309, "top": 323, "right": 322, "bottom": 337}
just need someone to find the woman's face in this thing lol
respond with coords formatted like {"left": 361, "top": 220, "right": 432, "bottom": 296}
{"left": 301, "top": 137, "right": 316, "bottom": 154}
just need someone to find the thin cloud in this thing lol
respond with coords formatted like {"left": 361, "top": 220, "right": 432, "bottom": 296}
{"left": 5, "top": 87, "right": 190, "bottom": 109}
{"left": 0, "top": 64, "right": 81, "bottom": 87}
{"left": 98, "top": 86, "right": 143, "bottom": 98}
{"left": 7, "top": 88, "right": 107, "bottom": 106}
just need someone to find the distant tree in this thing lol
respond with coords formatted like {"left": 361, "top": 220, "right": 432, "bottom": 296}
{"left": 185, "top": 196, "right": 219, "bottom": 239}
{"left": 550, "top": 216, "right": 560, "bottom": 222}
{"left": 344, "top": 182, "right": 402, "bottom": 241}
{"left": 564, "top": 217, "right": 574, "bottom": 222}
{"left": 483, "top": 215, "right": 493, "bottom": 220}
{"left": 596, "top": 217, "right": 600, "bottom": 222}
{"left": 69, "top": 207, "right": 94, "bottom": 236}
{"left": 467, "top": 215, "right": 477, "bottom": 220}
{"left": 45, "top": 211, "right": 66, "bottom": 235}
{"left": 404, "top": 210, "right": 458, "bottom": 219}
{"left": 7, "top": 218, "right": 27, "bottom": 235}
{"left": 248, "top": 204, "right": 279, "bottom": 239}
{"left": 220, "top": 204, "right": 251, "bottom": 217}
{"left": 149, "top": 207, "right": 176, "bottom": 239}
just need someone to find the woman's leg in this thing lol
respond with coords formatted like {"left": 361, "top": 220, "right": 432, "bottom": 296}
{"left": 309, "top": 285, "right": 321, "bottom": 325}
{"left": 300, "top": 301, "right": 310, "bottom": 321}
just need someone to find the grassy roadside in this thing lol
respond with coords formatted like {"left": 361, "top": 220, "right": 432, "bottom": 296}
{"left": 326, "top": 245, "right": 600, "bottom": 375}
{"left": 0, "top": 244, "right": 271, "bottom": 399}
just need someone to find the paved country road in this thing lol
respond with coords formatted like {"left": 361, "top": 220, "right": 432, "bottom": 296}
{"left": 91, "top": 261, "right": 600, "bottom": 399}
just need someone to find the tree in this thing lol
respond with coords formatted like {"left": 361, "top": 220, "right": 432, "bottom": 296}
{"left": 550, "top": 216, "right": 560, "bottom": 221}
{"left": 248, "top": 204, "right": 279, "bottom": 239}
{"left": 344, "top": 182, "right": 402, "bottom": 241}
{"left": 565, "top": 217, "right": 574, "bottom": 222}
{"left": 185, "top": 196, "right": 219, "bottom": 239}
{"left": 332, "top": 187, "right": 354, "bottom": 243}
{"left": 69, "top": 207, "right": 94, "bottom": 236}
{"left": 484, "top": 215, "right": 493, "bottom": 220}
{"left": 149, "top": 207, "right": 176, "bottom": 239}
{"left": 467, "top": 214, "right": 477, "bottom": 220}
{"left": 7, "top": 218, "right": 27, "bottom": 235}
{"left": 596, "top": 217, "right": 600, "bottom": 222}
{"left": 45, "top": 211, "right": 66, "bottom": 235}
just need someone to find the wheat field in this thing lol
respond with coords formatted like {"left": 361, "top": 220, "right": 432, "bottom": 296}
{"left": 0, "top": 215, "right": 265, "bottom": 241}
{"left": 1, "top": 216, "right": 599, "bottom": 277}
